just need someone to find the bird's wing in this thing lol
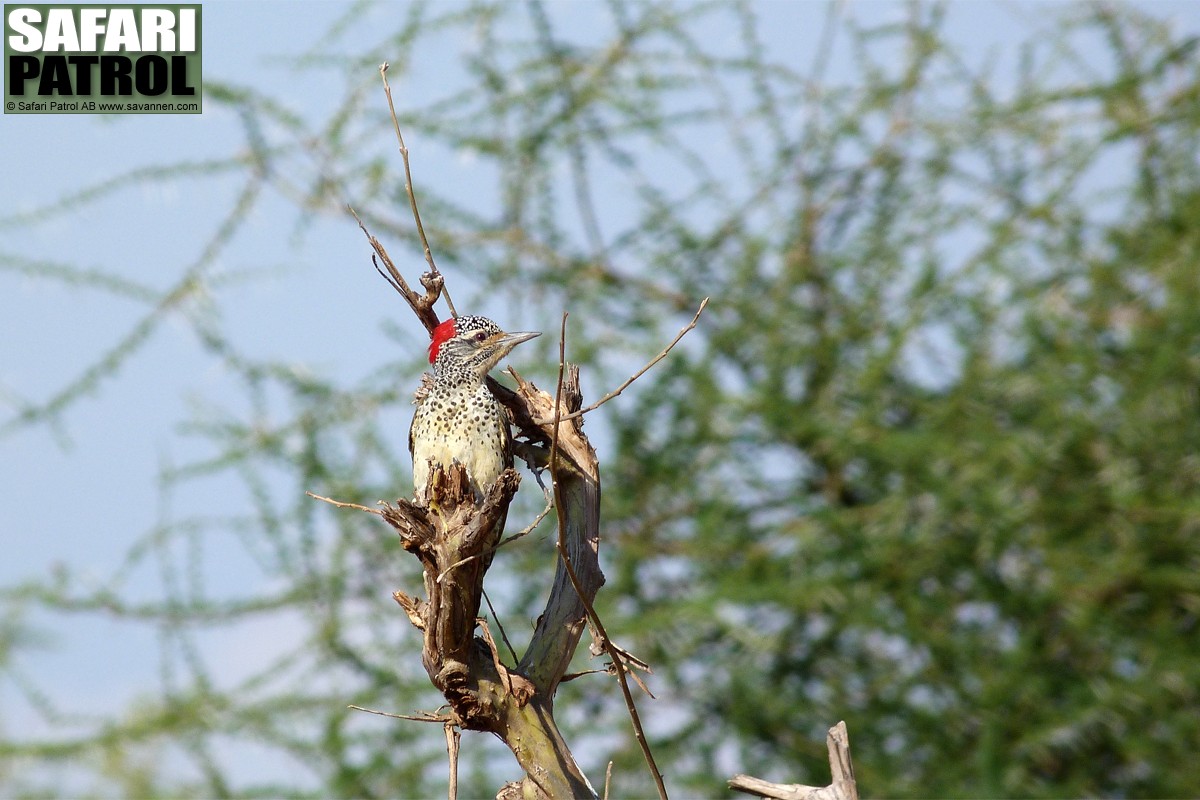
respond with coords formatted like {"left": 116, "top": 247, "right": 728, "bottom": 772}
{"left": 409, "top": 373, "right": 435, "bottom": 457}
{"left": 501, "top": 411, "right": 514, "bottom": 472}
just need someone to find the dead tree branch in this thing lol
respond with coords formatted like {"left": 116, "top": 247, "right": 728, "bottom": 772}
{"left": 379, "top": 61, "right": 457, "bottom": 318}
{"left": 347, "top": 705, "right": 451, "bottom": 724}
{"left": 445, "top": 721, "right": 461, "bottom": 800}
{"left": 548, "top": 313, "right": 668, "bottom": 800}
{"left": 306, "top": 492, "right": 381, "bottom": 515}
{"left": 729, "top": 722, "right": 858, "bottom": 800}
{"left": 533, "top": 296, "right": 708, "bottom": 425}
{"left": 347, "top": 204, "right": 443, "bottom": 334}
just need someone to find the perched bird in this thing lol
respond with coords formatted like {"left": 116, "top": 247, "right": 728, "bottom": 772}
{"left": 410, "top": 314, "right": 540, "bottom": 501}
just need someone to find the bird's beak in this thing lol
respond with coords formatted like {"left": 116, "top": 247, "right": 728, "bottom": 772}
{"left": 498, "top": 331, "right": 541, "bottom": 349}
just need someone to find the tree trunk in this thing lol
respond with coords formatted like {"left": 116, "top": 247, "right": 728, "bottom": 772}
{"left": 376, "top": 365, "right": 603, "bottom": 799}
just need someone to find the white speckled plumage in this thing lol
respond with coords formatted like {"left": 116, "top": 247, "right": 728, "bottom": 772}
{"left": 410, "top": 315, "right": 539, "bottom": 501}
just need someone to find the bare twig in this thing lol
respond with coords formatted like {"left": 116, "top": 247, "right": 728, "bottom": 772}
{"left": 495, "top": 491, "right": 554, "bottom": 546}
{"left": 348, "top": 704, "right": 451, "bottom": 723}
{"left": 533, "top": 297, "right": 708, "bottom": 425}
{"left": 481, "top": 589, "right": 519, "bottom": 665}
{"left": 729, "top": 722, "right": 857, "bottom": 800}
{"left": 548, "top": 314, "right": 669, "bottom": 800}
{"left": 347, "top": 205, "right": 442, "bottom": 334}
{"left": 306, "top": 491, "right": 382, "bottom": 515}
{"left": 616, "top": 652, "right": 656, "bottom": 699}
{"left": 604, "top": 761, "right": 614, "bottom": 800}
{"left": 546, "top": 312, "right": 569, "bottom": 475}
{"left": 586, "top": 631, "right": 656, "bottom": 697}
{"left": 626, "top": 668, "right": 654, "bottom": 699}
{"left": 559, "top": 668, "right": 610, "bottom": 682}
{"left": 445, "top": 721, "right": 461, "bottom": 800}
{"left": 379, "top": 62, "right": 457, "bottom": 318}
{"left": 557, "top": 538, "right": 667, "bottom": 799}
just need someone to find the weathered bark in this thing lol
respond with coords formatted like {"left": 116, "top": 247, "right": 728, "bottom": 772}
{"left": 492, "top": 366, "right": 603, "bottom": 699}
{"left": 374, "top": 364, "right": 603, "bottom": 800}
{"left": 729, "top": 722, "right": 858, "bottom": 800}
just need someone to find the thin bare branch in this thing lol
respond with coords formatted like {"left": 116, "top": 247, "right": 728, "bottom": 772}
{"left": 533, "top": 297, "right": 709, "bottom": 425}
{"left": 546, "top": 311, "right": 569, "bottom": 475}
{"left": 548, "top": 314, "right": 668, "bottom": 800}
{"left": 555, "top": 541, "right": 666, "bottom": 798}
{"left": 348, "top": 705, "right": 451, "bottom": 723}
{"left": 347, "top": 205, "right": 442, "bottom": 334}
{"left": 559, "top": 668, "right": 610, "bottom": 682}
{"left": 306, "top": 491, "right": 382, "bottom": 515}
{"left": 379, "top": 62, "right": 457, "bottom": 318}
{"left": 619, "top": 655, "right": 656, "bottom": 700}
{"left": 729, "top": 722, "right": 857, "bottom": 800}
{"left": 445, "top": 721, "right": 461, "bottom": 800}
{"left": 481, "top": 589, "right": 519, "bottom": 665}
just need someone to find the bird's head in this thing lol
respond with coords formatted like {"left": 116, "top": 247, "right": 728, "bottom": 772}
{"left": 428, "top": 315, "right": 540, "bottom": 381}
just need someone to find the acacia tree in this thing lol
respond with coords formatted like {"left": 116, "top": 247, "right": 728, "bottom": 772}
{"left": 3, "top": 1, "right": 1200, "bottom": 798}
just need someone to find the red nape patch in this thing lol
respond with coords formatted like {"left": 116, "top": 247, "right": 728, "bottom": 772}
{"left": 428, "top": 318, "right": 458, "bottom": 363}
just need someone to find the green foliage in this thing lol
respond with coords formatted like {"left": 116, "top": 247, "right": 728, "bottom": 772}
{"left": 3, "top": 1, "right": 1199, "bottom": 797}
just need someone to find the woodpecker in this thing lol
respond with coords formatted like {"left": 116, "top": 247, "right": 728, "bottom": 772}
{"left": 409, "top": 314, "right": 540, "bottom": 501}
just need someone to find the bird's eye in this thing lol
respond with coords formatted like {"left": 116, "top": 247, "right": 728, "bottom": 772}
{"left": 474, "top": 332, "right": 488, "bottom": 342}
